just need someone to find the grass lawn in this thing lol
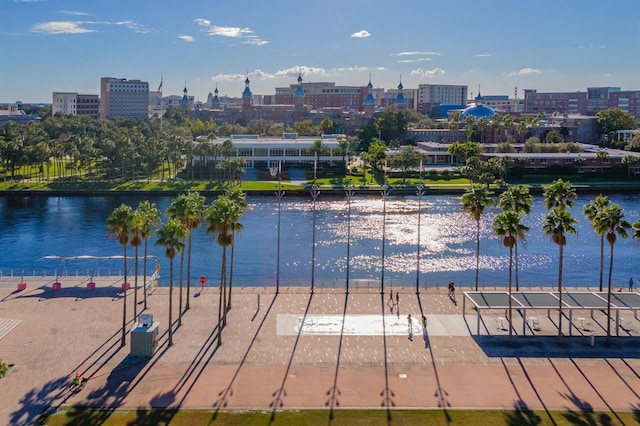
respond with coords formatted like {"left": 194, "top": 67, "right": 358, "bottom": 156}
{"left": 38, "top": 407, "right": 639, "bottom": 425}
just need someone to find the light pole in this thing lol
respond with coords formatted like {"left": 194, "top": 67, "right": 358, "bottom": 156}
{"left": 310, "top": 182, "right": 320, "bottom": 293}
{"left": 270, "top": 162, "right": 284, "bottom": 294}
{"left": 415, "top": 183, "right": 425, "bottom": 294}
{"left": 345, "top": 183, "right": 355, "bottom": 294}
{"left": 381, "top": 182, "right": 389, "bottom": 294}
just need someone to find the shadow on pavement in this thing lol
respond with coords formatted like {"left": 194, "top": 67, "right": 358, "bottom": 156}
{"left": 326, "top": 292, "right": 348, "bottom": 421}
{"left": 269, "top": 292, "right": 313, "bottom": 423}
{"left": 472, "top": 335, "right": 640, "bottom": 358}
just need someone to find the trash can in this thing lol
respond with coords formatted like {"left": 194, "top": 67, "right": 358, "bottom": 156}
{"left": 590, "top": 333, "right": 596, "bottom": 347}
{"left": 130, "top": 314, "right": 159, "bottom": 357}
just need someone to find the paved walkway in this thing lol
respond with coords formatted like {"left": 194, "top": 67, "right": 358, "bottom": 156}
{"left": 0, "top": 277, "right": 639, "bottom": 425}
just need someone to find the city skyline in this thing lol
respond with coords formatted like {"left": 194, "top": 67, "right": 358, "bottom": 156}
{"left": 2, "top": 0, "right": 639, "bottom": 104}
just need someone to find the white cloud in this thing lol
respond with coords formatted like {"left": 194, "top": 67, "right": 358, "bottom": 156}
{"left": 393, "top": 51, "right": 441, "bottom": 56}
{"left": 397, "top": 58, "right": 432, "bottom": 63}
{"left": 335, "top": 66, "right": 369, "bottom": 72}
{"left": 60, "top": 10, "right": 89, "bottom": 16}
{"left": 242, "top": 36, "right": 268, "bottom": 46}
{"left": 178, "top": 35, "right": 194, "bottom": 42}
{"left": 351, "top": 30, "right": 370, "bottom": 38}
{"left": 275, "top": 66, "right": 328, "bottom": 78}
{"left": 208, "top": 26, "right": 252, "bottom": 38}
{"left": 114, "top": 20, "right": 154, "bottom": 34}
{"left": 411, "top": 67, "right": 446, "bottom": 78}
{"left": 474, "top": 53, "right": 493, "bottom": 57}
{"left": 30, "top": 21, "right": 94, "bottom": 34}
{"left": 507, "top": 67, "right": 541, "bottom": 77}
{"left": 195, "top": 20, "right": 268, "bottom": 46}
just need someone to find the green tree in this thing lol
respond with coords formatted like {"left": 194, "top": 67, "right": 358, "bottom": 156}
{"left": 205, "top": 196, "right": 241, "bottom": 345}
{"left": 595, "top": 108, "right": 637, "bottom": 146}
{"left": 390, "top": 146, "right": 424, "bottom": 182}
{"left": 498, "top": 185, "right": 533, "bottom": 290}
{"left": 461, "top": 185, "right": 495, "bottom": 290}
{"left": 543, "top": 208, "right": 577, "bottom": 337}
{"left": 155, "top": 218, "right": 187, "bottom": 346}
{"left": 167, "top": 194, "right": 191, "bottom": 325}
{"left": 493, "top": 209, "right": 529, "bottom": 341}
{"left": 308, "top": 139, "right": 328, "bottom": 179}
{"left": 448, "top": 141, "right": 481, "bottom": 164}
{"left": 223, "top": 187, "right": 247, "bottom": 311}
{"left": 595, "top": 205, "right": 630, "bottom": 345}
{"left": 583, "top": 195, "right": 610, "bottom": 292}
{"left": 543, "top": 179, "right": 576, "bottom": 211}
{"left": 130, "top": 210, "right": 143, "bottom": 321}
{"left": 107, "top": 204, "right": 134, "bottom": 347}
{"left": 137, "top": 200, "right": 161, "bottom": 311}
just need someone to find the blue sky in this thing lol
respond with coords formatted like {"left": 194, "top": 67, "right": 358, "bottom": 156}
{"left": 2, "top": 0, "right": 639, "bottom": 104}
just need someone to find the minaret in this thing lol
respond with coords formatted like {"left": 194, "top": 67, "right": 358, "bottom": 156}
{"left": 363, "top": 74, "right": 376, "bottom": 116}
{"left": 393, "top": 75, "right": 406, "bottom": 112}
{"left": 211, "top": 83, "right": 220, "bottom": 108}
{"left": 242, "top": 73, "right": 252, "bottom": 113}
{"left": 293, "top": 70, "right": 305, "bottom": 111}
{"left": 180, "top": 82, "right": 190, "bottom": 112}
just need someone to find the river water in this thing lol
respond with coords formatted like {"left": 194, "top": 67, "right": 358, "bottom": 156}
{"left": 2, "top": 192, "right": 640, "bottom": 290}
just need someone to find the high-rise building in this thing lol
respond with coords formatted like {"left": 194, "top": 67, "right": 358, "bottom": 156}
{"left": 417, "top": 84, "right": 468, "bottom": 116}
{"left": 52, "top": 92, "right": 99, "bottom": 118}
{"left": 100, "top": 77, "right": 149, "bottom": 120}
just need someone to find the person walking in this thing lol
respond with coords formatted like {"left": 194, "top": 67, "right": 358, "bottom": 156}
{"left": 407, "top": 314, "right": 413, "bottom": 340}
{"left": 629, "top": 277, "right": 634, "bottom": 292}
{"left": 395, "top": 292, "right": 399, "bottom": 310}
{"left": 388, "top": 289, "right": 394, "bottom": 312}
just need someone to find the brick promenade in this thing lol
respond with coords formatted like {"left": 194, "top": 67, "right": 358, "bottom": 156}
{"left": 0, "top": 276, "right": 639, "bottom": 425}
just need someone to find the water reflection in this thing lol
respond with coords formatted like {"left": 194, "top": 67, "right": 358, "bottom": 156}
{"left": 1, "top": 193, "right": 640, "bottom": 289}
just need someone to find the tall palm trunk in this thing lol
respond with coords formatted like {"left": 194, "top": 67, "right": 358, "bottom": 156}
{"left": 228, "top": 233, "right": 235, "bottom": 311}
{"left": 121, "top": 246, "right": 128, "bottom": 347}
{"left": 599, "top": 235, "right": 604, "bottom": 292}
{"left": 514, "top": 242, "right": 520, "bottom": 291}
{"left": 143, "top": 239, "right": 149, "bottom": 310}
{"left": 475, "top": 220, "right": 480, "bottom": 291}
{"left": 217, "top": 248, "right": 227, "bottom": 345}
{"left": 178, "top": 248, "right": 185, "bottom": 326}
{"left": 133, "top": 245, "right": 139, "bottom": 321}
{"left": 558, "top": 244, "right": 564, "bottom": 337}
{"left": 606, "top": 243, "right": 615, "bottom": 345}
{"left": 186, "top": 232, "right": 193, "bottom": 310}
{"left": 168, "top": 257, "right": 174, "bottom": 346}
{"left": 508, "top": 245, "right": 513, "bottom": 342}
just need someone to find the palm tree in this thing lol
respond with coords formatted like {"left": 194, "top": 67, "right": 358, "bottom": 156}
{"left": 493, "top": 210, "right": 529, "bottom": 341}
{"left": 583, "top": 195, "right": 611, "bottom": 292}
{"left": 137, "top": 200, "right": 160, "bottom": 311}
{"left": 107, "top": 203, "right": 134, "bottom": 347}
{"left": 155, "top": 218, "right": 187, "bottom": 347}
{"left": 498, "top": 185, "right": 533, "bottom": 290}
{"left": 205, "top": 196, "right": 240, "bottom": 345}
{"left": 308, "top": 139, "right": 328, "bottom": 181}
{"left": 461, "top": 185, "right": 495, "bottom": 290}
{"left": 595, "top": 204, "right": 630, "bottom": 345}
{"left": 543, "top": 208, "right": 577, "bottom": 337}
{"left": 543, "top": 178, "right": 576, "bottom": 211}
{"left": 223, "top": 187, "right": 247, "bottom": 311}
{"left": 130, "top": 210, "right": 143, "bottom": 321}
{"left": 184, "top": 192, "right": 205, "bottom": 311}
{"left": 167, "top": 194, "right": 190, "bottom": 325}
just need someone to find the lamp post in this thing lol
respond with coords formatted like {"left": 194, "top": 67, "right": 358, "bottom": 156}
{"left": 415, "top": 183, "right": 425, "bottom": 294}
{"left": 345, "top": 183, "right": 355, "bottom": 294}
{"left": 310, "top": 182, "right": 320, "bottom": 293}
{"left": 381, "top": 183, "right": 389, "bottom": 294}
{"left": 270, "top": 162, "right": 284, "bottom": 293}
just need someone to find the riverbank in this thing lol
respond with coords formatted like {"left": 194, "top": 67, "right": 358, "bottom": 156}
{"left": 1, "top": 276, "right": 638, "bottom": 425}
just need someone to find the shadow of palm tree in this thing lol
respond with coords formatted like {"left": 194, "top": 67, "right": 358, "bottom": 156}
{"left": 503, "top": 400, "right": 542, "bottom": 425}
{"left": 561, "top": 392, "right": 617, "bottom": 426}
{"left": 326, "top": 292, "right": 348, "bottom": 422}
{"left": 268, "top": 292, "right": 313, "bottom": 423}
{"left": 15, "top": 376, "right": 68, "bottom": 426}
